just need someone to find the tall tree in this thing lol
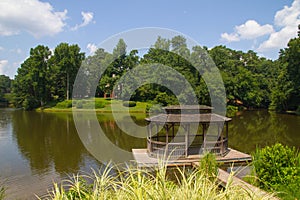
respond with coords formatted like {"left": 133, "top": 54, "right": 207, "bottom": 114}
{"left": 154, "top": 36, "right": 170, "bottom": 51}
{"left": 0, "top": 75, "right": 11, "bottom": 100}
{"left": 272, "top": 25, "right": 300, "bottom": 111}
{"left": 13, "top": 45, "right": 52, "bottom": 109}
{"left": 52, "top": 43, "right": 85, "bottom": 100}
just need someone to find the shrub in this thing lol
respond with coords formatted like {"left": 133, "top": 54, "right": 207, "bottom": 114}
{"left": 123, "top": 101, "right": 136, "bottom": 107}
{"left": 154, "top": 92, "right": 178, "bottom": 106}
{"left": 146, "top": 104, "right": 163, "bottom": 113}
{"left": 22, "top": 97, "right": 39, "bottom": 110}
{"left": 226, "top": 105, "right": 238, "bottom": 117}
{"left": 296, "top": 105, "right": 300, "bottom": 115}
{"left": 82, "top": 100, "right": 106, "bottom": 109}
{"left": 198, "top": 153, "right": 218, "bottom": 180}
{"left": 55, "top": 100, "right": 73, "bottom": 109}
{"left": 253, "top": 143, "right": 300, "bottom": 199}
{"left": 76, "top": 100, "right": 83, "bottom": 109}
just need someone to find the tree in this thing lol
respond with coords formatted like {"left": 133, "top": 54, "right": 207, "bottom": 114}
{"left": 52, "top": 43, "right": 85, "bottom": 100}
{"left": 271, "top": 25, "right": 300, "bottom": 111}
{"left": 154, "top": 36, "right": 170, "bottom": 51}
{"left": 13, "top": 45, "right": 52, "bottom": 109}
{"left": 0, "top": 75, "right": 11, "bottom": 100}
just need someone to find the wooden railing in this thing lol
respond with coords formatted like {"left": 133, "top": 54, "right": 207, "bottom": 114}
{"left": 147, "top": 136, "right": 228, "bottom": 158}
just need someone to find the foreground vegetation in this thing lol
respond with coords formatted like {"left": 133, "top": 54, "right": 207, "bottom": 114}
{"left": 40, "top": 154, "right": 274, "bottom": 200}
{"left": 0, "top": 185, "right": 4, "bottom": 200}
{"left": 251, "top": 143, "right": 300, "bottom": 200}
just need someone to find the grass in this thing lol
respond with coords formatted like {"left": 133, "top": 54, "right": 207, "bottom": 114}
{"left": 41, "top": 98, "right": 151, "bottom": 113}
{"left": 40, "top": 159, "right": 275, "bottom": 200}
{"left": 0, "top": 184, "right": 5, "bottom": 200}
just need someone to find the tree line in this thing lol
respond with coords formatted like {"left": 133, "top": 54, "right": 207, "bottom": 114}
{"left": 2, "top": 26, "right": 300, "bottom": 112}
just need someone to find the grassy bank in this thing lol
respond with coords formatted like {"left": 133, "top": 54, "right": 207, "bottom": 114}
{"left": 39, "top": 98, "right": 151, "bottom": 113}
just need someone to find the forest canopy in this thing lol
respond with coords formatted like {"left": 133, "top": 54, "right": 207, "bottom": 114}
{"left": 7, "top": 26, "right": 300, "bottom": 112}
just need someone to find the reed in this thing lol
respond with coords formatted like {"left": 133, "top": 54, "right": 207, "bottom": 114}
{"left": 41, "top": 159, "right": 275, "bottom": 200}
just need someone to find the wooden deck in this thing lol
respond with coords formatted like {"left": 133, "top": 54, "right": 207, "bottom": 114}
{"left": 132, "top": 148, "right": 252, "bottom": 167}
{"left": 215, "top": 168, "right": 278, "bottom": 199}
{"left": 132, "top": 148, "right": 277, "bottom": 199}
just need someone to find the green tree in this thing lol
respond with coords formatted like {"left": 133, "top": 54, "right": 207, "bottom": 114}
{"left": 52, "top": 43, "right": 85, "bottom": 100}
{"left": 0, "top": 75, "right": 11, "bottom": 100}
{"left": 154, "top": 36, "right": 170, "bottom": 51}
{"left": 274, "top": 25, "right": 300, "bottom": 111}
{"left": 13, "top": 45, "right": 52, "bottom": 109}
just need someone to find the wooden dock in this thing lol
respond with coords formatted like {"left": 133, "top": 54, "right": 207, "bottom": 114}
{"left": 132, "top": 148, "right": 278, "bottom": 199}
{"left": 132, "top": 148, "right": 252, "bottom": 167}
{"left": 216, "top": 168, "right": 278, "bottom": 199}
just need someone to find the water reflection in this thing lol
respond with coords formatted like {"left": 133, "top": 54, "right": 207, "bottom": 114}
{"left": 229, "top": 110, "right": 300, "bottom": 153}
{"left": 1, "top": 109, "right": 300, "bottom": 199}
{"left": 11, "top": 111, "right": 86, "bottom": 174}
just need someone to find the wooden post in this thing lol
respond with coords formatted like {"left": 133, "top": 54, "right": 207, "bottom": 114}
{"left": 156, "top": 124, "right": 159, "bottom": 141}
{"left": 185, "top": 124, "right": 190, "bottom": 157}
{"left": 203, "top": 123, "right": 207, "bottom": 152}
{"left": 172, "top": 123, "right": 175, "bottom": 137}
{"left": 226, "top": 121, "right": 229, "bottom": 150}
{"left": 147, "top": 123, "right": 151, "bottom": 153}
{"left": 166, "top": 124, "right": 169, "bottom": 155}
{"left": 219, "top": 123, "right": 224, "bottom": 155}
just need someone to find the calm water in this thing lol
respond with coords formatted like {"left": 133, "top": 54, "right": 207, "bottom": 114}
{"left": 0, "top": 109, "right": 299, "bottom": 199}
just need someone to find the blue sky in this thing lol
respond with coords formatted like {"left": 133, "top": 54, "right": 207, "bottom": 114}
{"left": 0, "top": 0, "right": 299, "bottom": 78}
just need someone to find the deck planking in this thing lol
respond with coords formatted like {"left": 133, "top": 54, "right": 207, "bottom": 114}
{"left": 132, "top": 148, "right": 252, "bottom": 167}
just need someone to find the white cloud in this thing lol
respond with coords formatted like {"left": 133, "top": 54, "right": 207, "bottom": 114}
{"left": 87, "top": 43, "right": 98, "bottom": 55}
{"left": 71, "top": 12, "right": 94, "bottom": 31}
{"left": 0, "top": 0, "right": 67, "bottom": 38}
{"left": 0, "top": 60, "right": 8, "bottom": 75}
{"left": 220, "top": 33, "right": 240, "bottom": 42}
{"left": 10, "top": 48, "right": 22, "bottom": 54}
{"left": 221, "top": 20, "right": 274, "bottom": 42}
{"left": 0, "top": 46, "right": 4, "bottom": 51}
{"left": 236, "top": 20, "right": 274, "bottom": 39}
{"left": 258, "top": 0, "right": 300, "bottom": 52}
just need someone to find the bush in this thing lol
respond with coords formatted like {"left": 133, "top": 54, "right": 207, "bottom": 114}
{"left": 146, "top": 104, "right": 163, "bottom": 113}
{"left": 198, "top": 153, "right": 218, "bottom": 180}
{"left": 226, "top": 105, "right": 238, "bottom": 117}
{"left": 296, "top": 105, "right": 300, "bottom": 115}
{"left": 123, "top": 101, "right": 136, "bottom": 107}
{"left": 22, "top": 97, "right": 39, "bottom": 110}
{"left": 76, "top": 100, "right": 83, "bottom": 109}
{"left": 82, "top": 100, "right": 106, "bottom": 109}
{"left": 253, "top": 143, "right": 300, "bottom": 199}
{"left": 154, "top": 92, "right": 178, "bottom": 106}
{"left": 55, "top": 100, "right": 73, "bottom": 109}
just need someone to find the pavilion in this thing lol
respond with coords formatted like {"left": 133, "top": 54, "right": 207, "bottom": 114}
{"left": 145, "top": 105, "right": 232, "bottom": 159}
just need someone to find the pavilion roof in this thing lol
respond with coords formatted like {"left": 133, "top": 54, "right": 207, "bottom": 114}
{"left": 145, "top": 113, "right": 231, "bottom": 123}
{"left": 164, "top": 105, "right": 213, "bottom": 111}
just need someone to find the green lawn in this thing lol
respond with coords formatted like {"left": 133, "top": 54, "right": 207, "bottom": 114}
{"left": 41, "top": 98, "right": 151, "bottom": 113}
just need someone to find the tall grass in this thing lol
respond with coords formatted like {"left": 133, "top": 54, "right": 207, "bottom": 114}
{"left": 0, "top": 185, "right": 5, "bottom": 200}
{"left": 40, "top": 160, "right": 275, "bottom": 200}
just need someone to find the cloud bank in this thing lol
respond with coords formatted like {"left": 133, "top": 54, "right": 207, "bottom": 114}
{"left": 221, "top": 0, "right": 300, "bottom": 54}
{"left": 0, "top": 0, "right": 67, "bottom": 38}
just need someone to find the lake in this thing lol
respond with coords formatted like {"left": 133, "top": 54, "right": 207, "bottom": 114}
{"left": 0, "top": 109, "right": 299, "bottom": 199}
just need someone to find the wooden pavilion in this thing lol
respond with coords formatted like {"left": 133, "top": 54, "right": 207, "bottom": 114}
{"left": 145, "top": 105, "right": 232, "bottom": 159}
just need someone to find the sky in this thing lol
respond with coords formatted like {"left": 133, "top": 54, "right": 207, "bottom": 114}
{"left": 0, "top": 0, "right": 299, "bottom": 78}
